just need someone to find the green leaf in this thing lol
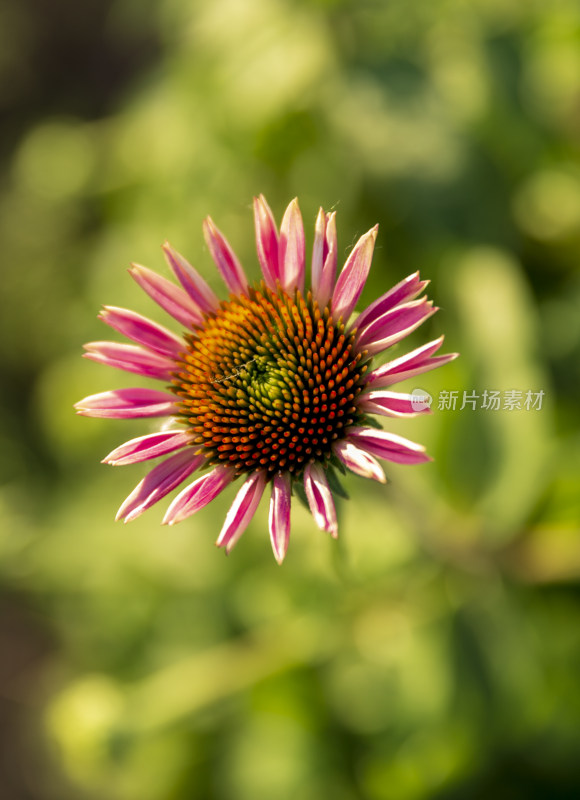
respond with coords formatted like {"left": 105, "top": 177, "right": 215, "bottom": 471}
{"left": 292, "top": 480, "right": 310, "bottom": 510}
{"left": 359, "top": 414, "right": 383, "bottom": 430}
{"left": 325, "top": 466, "right": 350, "bottom": 500}
{"left": 329, "top": 453, "right": 347, "bottom": 475}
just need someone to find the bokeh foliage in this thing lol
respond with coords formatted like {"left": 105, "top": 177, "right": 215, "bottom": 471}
{"left": 1, "top": 0, "right": 580, "bottom": 797}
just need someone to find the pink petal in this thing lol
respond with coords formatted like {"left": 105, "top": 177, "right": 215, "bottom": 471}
{"left": 332, "top": 225, "right": 378, "bottom": 322}
{"left": 74, "top": 388, "right": 177, "bottom": 419}
{"left": 348, "top": 427, "right": 431, "bottom": 465}
{"left": 162, "top": 242, "right": 219, "bottom": 313}
{"left": 304, "top": 463, "right": 338, "bottom": 538}
{"left": 356, "top": 299, "right": 437, "bottom": 356}
{"left": 162, "top": 465, "right": 235, "bottom": 526}
{"left": 129, "top": 264, "right": 204, "bottom": 328}
{"left": 359, "top": 390, "right": 432, "bottom": 418}
{"left": 99, "top": 306, "right": 183, "bottom": 359}
{"left": 352, "top": 272, "right": 428, "bottom": 332}
{"left": 366, "top": 336, "right": 458, "bottom": 388}
{"left": 103, "top": 430, "right": 194, "bottom": 466}
{"left": 278, "top": 198, "right": 305, "bottom": 294}
{"left": 83, "top": 341, "right": 175, "bottom": 381}
{"left": 311, "top": 209, "right": 337, "bottom": 309}
{"left": 253, "top": 194, "right": 280, "bottom": 291}
{"left": 268, "top": 472, "right": 292, "bottom": 564}
{"left": 116, "top": 448, "right": 205, "bottom": 522}
{"left": 203, "top": 217, "right": 248, "bottom": 296}
{"left": 333, "top": 440, "right": 386, "bottom": 483}
{"left": 216, "top": 471, "right": 267, "bottom": 553}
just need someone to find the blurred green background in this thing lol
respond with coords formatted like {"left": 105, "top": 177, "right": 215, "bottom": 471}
{"left": 1, "top": 0, "right": 580, "bottom": 797}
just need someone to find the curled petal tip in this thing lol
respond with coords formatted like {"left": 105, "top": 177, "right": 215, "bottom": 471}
{"left": 96, "top": 306, "right": 183, "bottom": 358}
{"left": 162, "top": 241, "right": 219, "bottom": 312}
{"left": 129, "top": 262, "right": 205, "bottom": 329}
{"left": 163, "top": 466, "right": 234, "bottom": 527}
{"left": 349, "top": 427, "right": 431, "bottom": 465}
{"left": 333, "top": 440, "right": 386, "bottom": 483}
{"left": 115, "top": 450, "right": 204, "bottom": 522}
{"left": 254, "top": 194, "right": 280, "bottom": 290}
{"left": 332, "top": 223, "right": 379, "bottom": 322}
{"left": 357, "top": 297, "right": 439, "bottom": 355}
{"left": 304, "top": 463, "right": 337, "bottom": 537}
{"left": 217, "top": 471, "right": 266, "bottom": 553}
{"left": 203, "top": 215, "right": 248, "bottom": 295}
{"left": 278, "top": 197, "right": 305, "bottom": 294}
{"left": 312, "top": 207, "right": 337, "bottom": 308}
{"left": 269, "top": 472, "right": 291, "bottom": 564}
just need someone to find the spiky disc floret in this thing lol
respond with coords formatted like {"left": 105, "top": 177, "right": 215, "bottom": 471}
{"left": 172, "top": 282, "right": 369, "bottom": 477}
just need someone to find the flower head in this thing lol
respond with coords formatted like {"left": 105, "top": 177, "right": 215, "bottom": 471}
{"left": 75, "top": 196, "right": 457, "bottom": 563}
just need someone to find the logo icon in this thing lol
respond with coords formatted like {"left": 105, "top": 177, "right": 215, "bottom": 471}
{"left": 410, "top": 388, "right": 433, "bottom": 412}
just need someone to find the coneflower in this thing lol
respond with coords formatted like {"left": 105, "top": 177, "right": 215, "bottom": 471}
{"left": 75, "top": 197, "right": 456, "bottom": 562}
